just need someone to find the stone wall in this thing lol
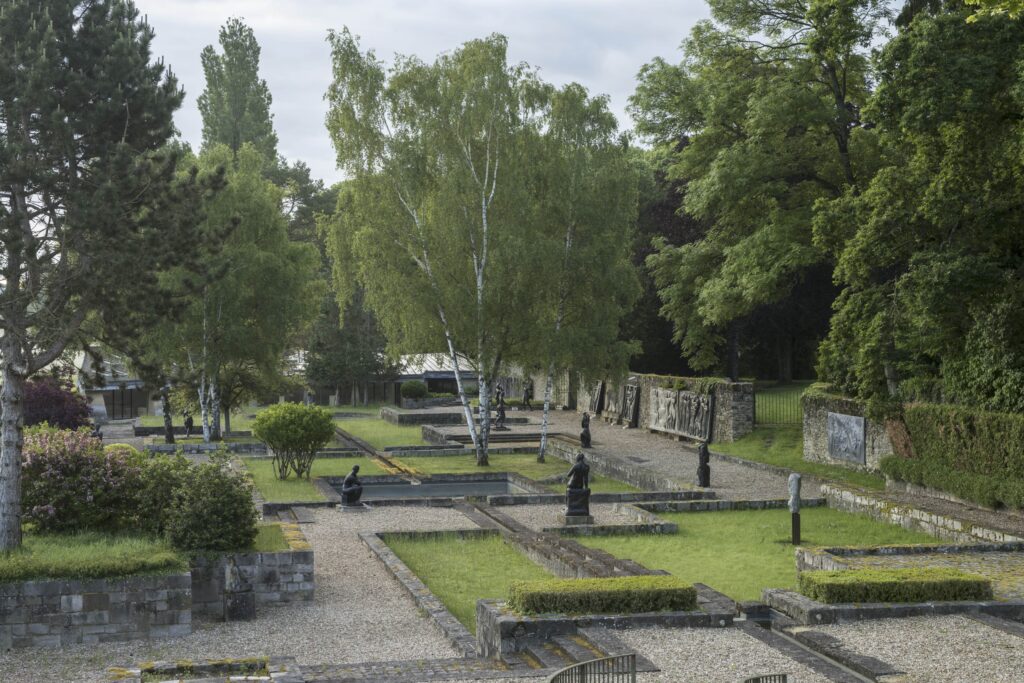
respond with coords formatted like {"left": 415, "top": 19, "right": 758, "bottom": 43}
{"left": 0, "top": 572, "right": 191, "bottom": 649}
{"left": 577, "top": 374, "right": 754, "bottom": 444}
{"left": 190, "top": 524, "right": 314, "bottom": 618}
{"left": 802, "top": 393, "right": 891, "bottom": 471}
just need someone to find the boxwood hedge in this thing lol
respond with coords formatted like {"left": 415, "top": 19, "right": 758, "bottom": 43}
{"left": 508, "top": 575, "right": 697, "bottom": 615}
{"left": 799, "top": 568, "right": 993, "bottom": 604}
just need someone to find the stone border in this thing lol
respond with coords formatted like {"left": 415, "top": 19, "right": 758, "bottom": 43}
{"left": 781, "top": 626, "right": 907, "bottom": 681}
{"left": 108, "top": 655, "right": 302, "bottom": 683}
{"left": 542, "top": 503, "right": 678, "bottom": 537}
{"left": 145, "top": 441, "right": 267, "bottom": 455}
{"left": 475, "top": 590, "right": 735, "bottom": 659}
{"left": 762, "top": 588, "right": 1024, "bottom": 626}
{"left": 822, "top": 484, "right": 1024, "bottom": 543}
{"left": 633, "top": 497, "right": 826, "bottom": 513}
{"left": 796, "top": 540, "right": 1024, "bottom": 574}
{"left": 359, "top": 530, "right": 479, "bottom": 657}
{"left": 487, "top": 490, "right": 714, "bottom": 507}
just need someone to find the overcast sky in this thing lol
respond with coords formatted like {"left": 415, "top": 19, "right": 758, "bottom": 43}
{"left": 134, "top": 0, "right": 711, "bottom": 186}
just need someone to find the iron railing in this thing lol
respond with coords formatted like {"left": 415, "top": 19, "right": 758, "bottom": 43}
{"left": 548, "top": 653, "right": 636, "bottom": 683}
{"left": 754, "top": 388, "right": 803, "bottom": 425}
{"left": 743, "top": 675, "right": 788, "bottom": 683}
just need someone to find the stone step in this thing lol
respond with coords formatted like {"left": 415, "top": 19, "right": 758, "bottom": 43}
{"left": 523, "top": 639, "right": 577, "bottom": 670}
{"left": 552, "top": 634, "right": 607, "bottom": 663}
{"left": 291, "top": 507, "right": 316, "bottom": 524}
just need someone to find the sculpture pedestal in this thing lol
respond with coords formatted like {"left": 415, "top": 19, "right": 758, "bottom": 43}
{"left": 225, "top": 590, "right": 256, "bottom": 621}
{"left": 564, "top": 514, "right": 594, "bottom": 526}
{"left": 340, "top": 503, "right": 367, "bottom": 512}
{"left": 565, "top": 487, "right": 591, "bottom": 518}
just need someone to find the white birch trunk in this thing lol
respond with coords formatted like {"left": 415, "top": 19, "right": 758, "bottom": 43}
{"left": 538, "top": 364, "right": 557, "bottom": 462}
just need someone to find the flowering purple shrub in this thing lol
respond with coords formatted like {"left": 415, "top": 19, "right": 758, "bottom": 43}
{"left": 24, "top": 371, "right": 91, "bottom": 429}
{"left": 22, "top": 426, "right": 144, "bottom": 533}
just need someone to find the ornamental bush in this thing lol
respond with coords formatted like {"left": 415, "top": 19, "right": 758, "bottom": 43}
{"left": 165, "top": 462, "right": 258, "bottom": 552}
{"left": 138, "top": 453, "right": 194, "bottom": 536}
{"left": 252, "top": 403, "right": 336, "bottom": 479}
{"left": 400, "top": 380, "right": 428, "bottom": 399}
{"left": 507, "top": 575, "right": 697, "bottom": 615}
{"left": 799, "top": 568, "right": 992, "bottom": 604}
{"left": 24, "top": 373, "right": 91, "bottom": 429}
{"left": 22, "top": 426, "right": 143, "bottom": 533}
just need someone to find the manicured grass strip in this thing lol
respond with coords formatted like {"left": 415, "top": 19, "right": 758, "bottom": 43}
{"left": 335, "top": 417, "right": 428, "bottom": 449}
{"left": 799, "top": 568, "right": 993, "bottom": 604}
{"left": 253, "top": 523, "right": 289, "bottom": 552}
{"left": 0, "top": 533, "right": 186, "bottom": 582}
{"left": 576, "top": 507, "right": 936, "bottom": 602}
{"left": 385, "top": 533, "right": 551, "bottom": 632}
{"left": 712, "top": 425, "right": 886, "bottom": 491}
{"left": 242, "top": 456, "right": 387, "bottom": 502}
{"left": 391, "top": 454, "right": 639, "bottom": 493}
{"left": 509, "top": 575, "right": 696, "bottom": 615}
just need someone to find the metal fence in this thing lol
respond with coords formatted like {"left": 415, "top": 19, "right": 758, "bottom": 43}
{"left": 743, "top": 675, "right": 788, "bottom": 683}
{"left": 548, "top": 654, "right": 636, "bottom": 683}
{"left": 753, "top": 385, "right": 806, "bottom": 425}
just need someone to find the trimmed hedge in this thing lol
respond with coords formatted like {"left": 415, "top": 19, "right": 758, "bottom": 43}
{"left": 400, "top": 380, "right": 428, "bottom": 399}
{"left": 882, "top": 403, "right": 1024, "bottom": 509}
{"left": 799, "top": 568, "right": 993, "bottom": 604}
{"left": 507, "top": 575, "right": 697, "bottom": 615}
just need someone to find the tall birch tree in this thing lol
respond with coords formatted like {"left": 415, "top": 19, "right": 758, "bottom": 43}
{"left": 527, "top": 84, "right": 641, "bottom": 461}
{"left": 325, "top": 30, "right": 543, "bottom": 465}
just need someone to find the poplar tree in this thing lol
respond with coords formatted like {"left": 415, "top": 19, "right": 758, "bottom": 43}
{"left": 0, "top": 0, "right": 220, "bottom": 549}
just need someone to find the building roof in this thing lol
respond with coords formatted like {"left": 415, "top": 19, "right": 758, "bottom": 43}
{"left": 398, "top": 353, "right": 477, "bottom": 380}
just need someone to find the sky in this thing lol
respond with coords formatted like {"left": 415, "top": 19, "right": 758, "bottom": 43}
{"left": 133, "top": 0, "right": 712, "bottom": 186}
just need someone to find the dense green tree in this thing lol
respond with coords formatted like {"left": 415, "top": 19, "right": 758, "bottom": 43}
{"left": 815, "top": 9, "right": 1024, "bottom": 414}
{"left": 634, "top": 0, "right": 886, "bottom": 380}
{"left": 325, "top": 30, "right": 546, "bottom": 465}
{"left": 164, "top": 145, "right": 322, "bottom": 440}
{"left": 0, "top": 0, "right": 221, "bottom": 549}
{"left": 304, "top": 291, "right": 395, "bottom": 404}
{"left": 198, "top": 17, "right": 278, "bottom": 159}
{"left": 526, "top": 84, "right": 641, "bottom": 460}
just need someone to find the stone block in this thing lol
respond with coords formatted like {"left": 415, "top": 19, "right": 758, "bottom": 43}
{"left": 60, "top": 594, "right": 83, "bottom": 612}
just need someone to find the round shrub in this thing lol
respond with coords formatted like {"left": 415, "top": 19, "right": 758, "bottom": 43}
{"left": 22, "top": 426, "right": 143, "bottom": 533}
{"left": 138, "top": 453, "right": 194, "bottom": 536}
{"left": 252, "top": 403, "right": 335, "bottom": 479}
{"left": 400, "top": 380, "right": 428, "bottom": 399}
{"left": 166, "top": 463, "right": 257, "bottom": 552}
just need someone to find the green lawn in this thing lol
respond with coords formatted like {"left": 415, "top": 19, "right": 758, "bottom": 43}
{"left": 0, "top": 533, "right": 186, "bottom": 582}
{"left": 392, "top": 454, "right": 639, "bottom": 493}
{"left": 713, "top": 425, "right": 886, "bottom": 490}
{"left": 385, "top": 534, "right": 551, "bottom": 631}
{"left": 253, "top": 523, "right": 290, "bottom": 552}
{"left": 243, "top": 456, "right": 388, "bottom": 502}
{"left": 578, "top": 508, "right": 936, "bottom": 601}
{"left": 335, "top": 417, "right": 428, "bottom": 449}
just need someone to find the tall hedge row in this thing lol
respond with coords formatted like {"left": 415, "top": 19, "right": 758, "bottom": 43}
{"left": 881, "top": 403, "right": 1024, "bottom": 509}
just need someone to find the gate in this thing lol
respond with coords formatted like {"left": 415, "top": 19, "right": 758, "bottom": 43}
{"left": 548, "top": 654, "right": 636, "bottom": 683}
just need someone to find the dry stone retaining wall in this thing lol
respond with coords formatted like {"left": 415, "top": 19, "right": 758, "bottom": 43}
{"left": 0, "top": 572, "right": 191, "bottom": 649}
{"left": 802, "top": 393, "right": 891, "bottom": 470}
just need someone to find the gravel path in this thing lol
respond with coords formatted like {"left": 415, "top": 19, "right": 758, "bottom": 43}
{"left": 0, "top": 506, "right": 474, "bottom": 683}
{"left": 544, "top": 412, "right": 792, "bottom": 500}
{"left": 498, "top": 503, "right": 634, "bottom": 530}
{"left": 815, "top": 615, "right": 1024, "bottom": 682}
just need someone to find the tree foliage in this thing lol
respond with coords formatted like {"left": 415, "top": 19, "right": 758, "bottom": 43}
{"left": 23, "top": 368, "right": 91, "bottom": 430}
{"left": 0, "top": 0, "right": 222, "bottom": 550}
{"left": 252, "top": 403, "right": 336, "bottom": 479}
{"left": 815, "top": 9, "right": 1024, "bottom": 414}
{"left": 634, "top": 0, "right": 886, "bottom": 378}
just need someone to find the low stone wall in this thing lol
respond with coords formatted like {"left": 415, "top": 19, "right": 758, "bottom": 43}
{"left": 190, "top": 523, "right": 314, "bottom": 618}
{"left": 548, "top": 437, "right": 695, "bottom": 492}
{"left": 796, "top": 541, "right": 1024, "bottom": 573}
{"left": 822, "top": 484, "right": 1024, "bottom": 543}
{"left": 401, "top": 397, "right": 460, "bottom": 409}
{"left": 134, "top": 425, "right": 252, "bottom": 437}
{"left": 802, "top": 393, "right": 891, "bottom": 471}
{"left": 0, "top": 572, "right": 192, "bottom": 649}
{"left": 764, "top": 588, "right": 1024, "bottom": 626}
{"left": 145, "top": 441, "right": 267, "bottom": 456}
{"left": 633, "top": 497, "right": 826, "bottom": 514}
{"left": 475, "top": 594, "right": 733, "bottom": 659}
{"left": 578, "top": 374, "right": 753, "bottom": 444}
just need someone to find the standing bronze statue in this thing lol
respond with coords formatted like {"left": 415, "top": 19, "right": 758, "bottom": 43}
{"left": 564, "top": 453, "right": 591, "bottom": 521}
{"left": 580, "top": 412, "right": 592, "bottom": 448}
{"left": 697, "top": 441, "right": 711, "bottom": 488}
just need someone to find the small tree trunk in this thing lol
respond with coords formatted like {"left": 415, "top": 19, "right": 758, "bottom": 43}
{"left": 210, "top": 381, "right": 222, "bottom": 441}
{"left": 199, "top": 376, "right": 212, "bottom": 443}
{"left": 161, "top": 383, "right": 175, "bottom": 445}
{"left": 477, "top": 377, "right": 490, "bottom": 466}
{"left": 223, "top": 402, "right": 232, "bottom": 434}
{"left": 537, "top": 363, "right": 556, "bottom": 463}
{"left": 0, "top": 347, "right": 26, "bottom": 551}
{"left": 351, "top": 383, "right": 357, "bottom": 406}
